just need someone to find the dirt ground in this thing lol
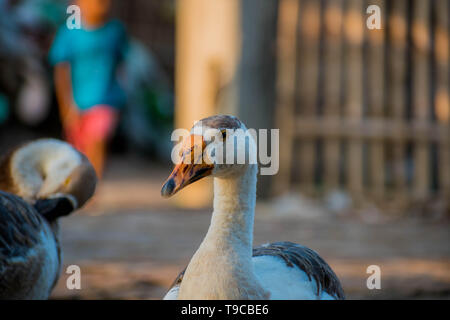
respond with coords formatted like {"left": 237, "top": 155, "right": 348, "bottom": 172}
{"left": 46, "top": 156, "right": 450, "bottom": 300}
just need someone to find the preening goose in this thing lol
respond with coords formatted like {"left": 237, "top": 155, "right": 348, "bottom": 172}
{"left": 161, "top": 115, "right": 344, "bottom": 300}
{"left": 0, "top": 139, "right": 96, "bottom": 299}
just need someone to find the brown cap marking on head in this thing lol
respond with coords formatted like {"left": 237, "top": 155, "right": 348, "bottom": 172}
{"left": 197, "top": 115, "right": 242, "bottom": 130}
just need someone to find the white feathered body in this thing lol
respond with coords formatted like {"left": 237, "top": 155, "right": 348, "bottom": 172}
{"left": 165, "top": 254, "right": 336, "bottom": 300}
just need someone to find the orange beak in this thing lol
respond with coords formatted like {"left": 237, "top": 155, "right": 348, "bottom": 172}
{"left": 161, "top": 134, "right": 214, "bottom": 198}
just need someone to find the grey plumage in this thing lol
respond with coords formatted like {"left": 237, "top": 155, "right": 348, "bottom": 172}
{"left": 0, "top": 191, "right": 62, "bottom": 299}
{"left": 253, "top": 242, "right": 345, "bottom": 299}
{"left": 0, "top": 191, "right": 42, "bottom": 259}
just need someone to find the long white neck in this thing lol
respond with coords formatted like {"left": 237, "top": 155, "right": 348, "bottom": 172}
{"left": 207, "top": 164, "right": 257, "bottom": 251}
{"left": 178, "top": 164, "right": 269, "bottom": 299}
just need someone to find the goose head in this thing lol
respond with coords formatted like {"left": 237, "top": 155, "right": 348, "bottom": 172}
{"left": 0, "top": 139, "right": 97, "bottom": 215}
{"left": 161, "top": 115, "right": 257, "bottom": 198}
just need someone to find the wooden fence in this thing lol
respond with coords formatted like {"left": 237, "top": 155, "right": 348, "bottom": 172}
{"left": 274, "top": 0, "right": 449, "bottom": 205}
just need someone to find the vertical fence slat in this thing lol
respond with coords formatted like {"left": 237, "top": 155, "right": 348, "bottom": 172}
{"left": 344, "top": 0, "right": 364, "bottom": 197}
{"left": 434, "top": 0, "right": 450, "bottom": 197}
{"left": 296, "top": 0, "right": 321, "bottom": 194}
{"left": 412, "top": 0, "right": 431, "bottom": 199}
{"left": 323, "top": 0, "right": 344, "bottom": 190}
{"left": 273, "top": 0, "right": 299, "bottom": 195}
{"left": 387, "top": 0, "right": 408, "bottom": 197}
{"left": 367, "top": 0, "right": 385, "bottom": 199}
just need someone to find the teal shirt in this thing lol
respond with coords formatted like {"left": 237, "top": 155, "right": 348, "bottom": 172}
{"left": 49, "top": 20, "right": 128, "bottom": 111}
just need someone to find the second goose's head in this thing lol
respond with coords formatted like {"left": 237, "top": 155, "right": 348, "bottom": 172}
{"left": 161, "top": 115, "right": 257, "bottom": 198}
{"left": 0, "top": 139, "right": 97, "bottom": 219}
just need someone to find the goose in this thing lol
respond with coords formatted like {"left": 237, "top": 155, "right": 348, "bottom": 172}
{"left": 0, "top": 139, "right": 96, "bottom": 299}
{"left": 161, "top": 115, "right": 344, "bottom": 300}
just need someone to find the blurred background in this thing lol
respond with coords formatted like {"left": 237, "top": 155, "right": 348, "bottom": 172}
{"left": 0, "top": 0, "right": 449, "bottom": 299}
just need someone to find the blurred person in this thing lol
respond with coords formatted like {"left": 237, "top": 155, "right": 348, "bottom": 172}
{"left": 49, "top": 0, "right": 128, "bottom": 177}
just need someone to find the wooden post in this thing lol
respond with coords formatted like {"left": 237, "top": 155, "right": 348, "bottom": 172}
{"left": 344, "top": 0, "right": 364, "bottom": 198}
{"left": 411, "top": 0, "right": 431, "bottom": 199}
{"left": 366, "top": 0, "right": 385, "bottom": 199}
{"left": 273, "top": 0, "right": 299, "bottom": 196}
{"left": 387, "top": 0, "right": 408, "bottom": 198}
{"left": 238, "top": 0, "right": 279, "bottom": 198}
{"left": 323, "top": 0, "right": 344, "bottom": 191}
{"left": 175, "top": 0, "right": 240, "bottom": 208}
{"left": 296, "top": 0, "right": 321, "bottom": 194}
{"left": 434, "top": 0, "right": 450, "bottom": 197}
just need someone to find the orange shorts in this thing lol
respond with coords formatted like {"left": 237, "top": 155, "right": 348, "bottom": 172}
{"left": 65, "top": 105, "right": 118, "bottom": 152}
